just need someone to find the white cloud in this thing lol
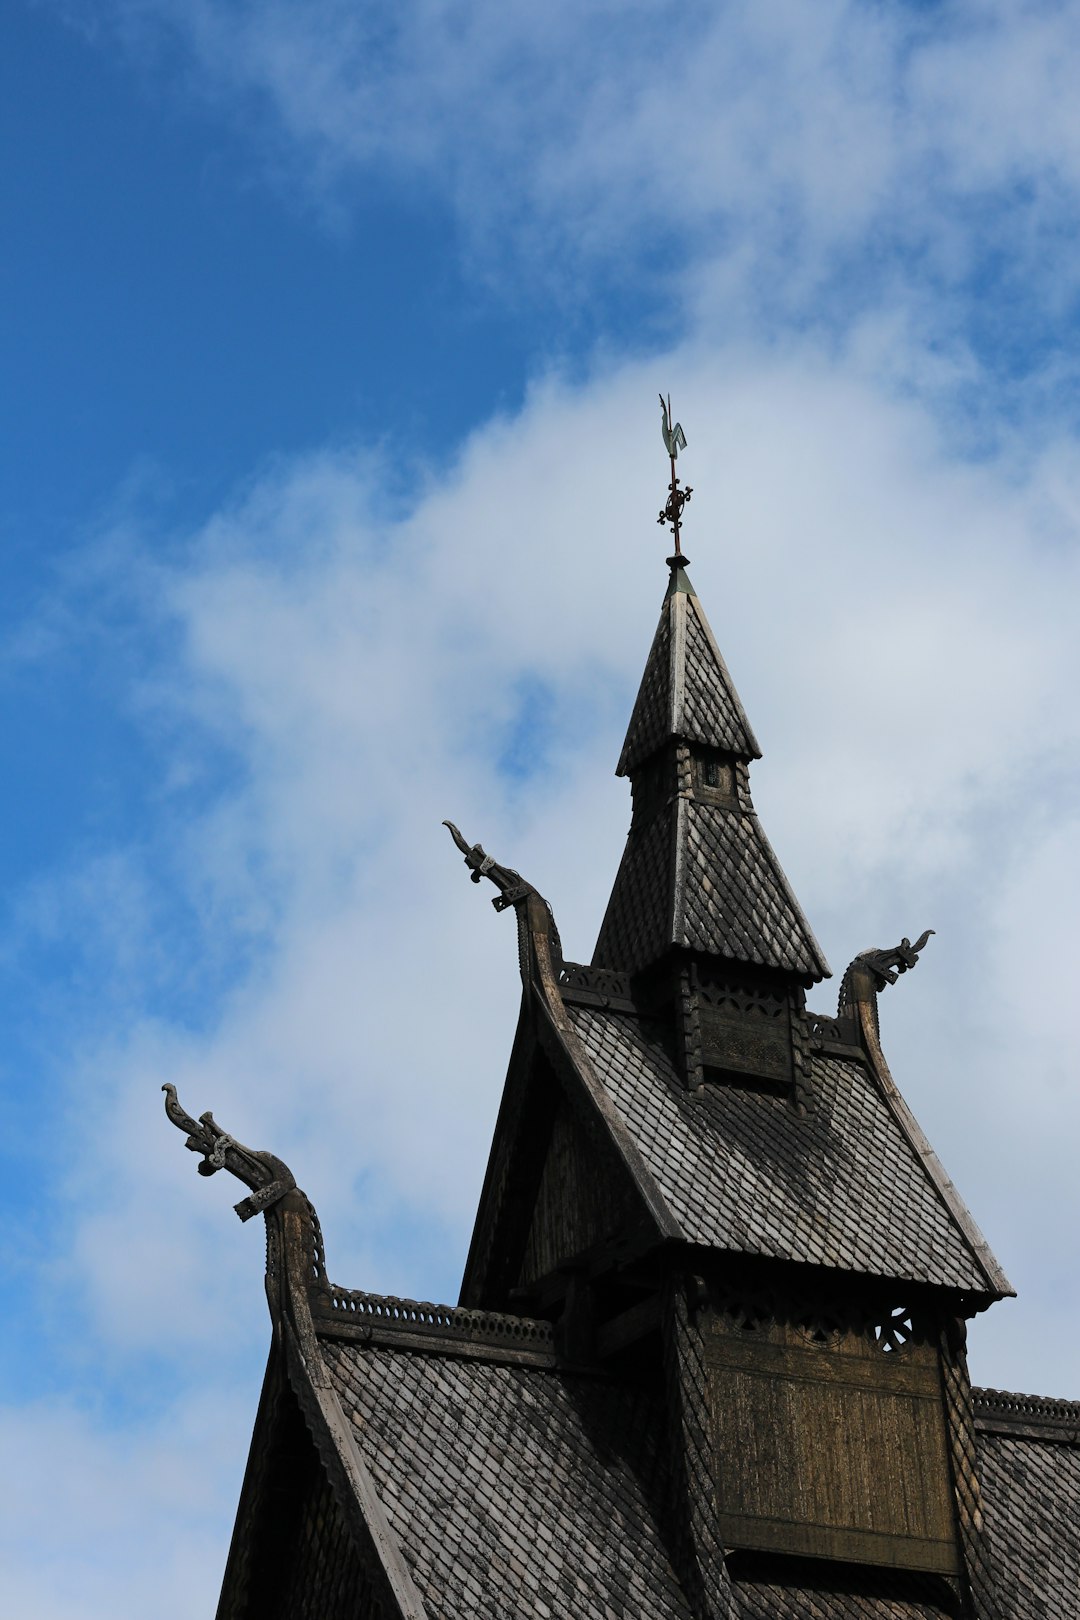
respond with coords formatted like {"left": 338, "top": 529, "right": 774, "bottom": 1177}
{"left": 75, "top": 0, "right": 1080, "bottom": 334}
{"left": 12, "top": 2, "right": 1080, "bottom": 1606}
{"left": 21, "top": 344, "right": 1076, "bottom": 1368}
{"left": 3, "top": 338, "right": 1078, "bottom": 1616}
{"left": 0, "top": 1389, "right": 249, "bottom": 1620}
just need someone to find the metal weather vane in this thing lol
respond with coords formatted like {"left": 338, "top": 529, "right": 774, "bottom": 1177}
{"left": 657, "top": 393, "right": 692, "bottom": 559}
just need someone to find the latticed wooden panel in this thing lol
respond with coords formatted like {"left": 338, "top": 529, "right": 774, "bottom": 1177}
{"left": 698, "top": 975, "right": 794, "bottom": 1085}
{"left": 705, "top": 1297, "right": 960, "bottom": 1575}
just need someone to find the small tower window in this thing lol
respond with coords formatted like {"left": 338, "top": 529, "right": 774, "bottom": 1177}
{"left": 694, "top": 751, "right": 734, "bottom": 799}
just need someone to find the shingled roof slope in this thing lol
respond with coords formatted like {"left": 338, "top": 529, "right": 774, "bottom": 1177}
{"left": 565, "top": 1002, "right": 995, "bottom": 1292}
{"left": 974, "top": 1389, "right": 1080, "bottom": 1620}
{"left": 593, "top": 798, "right": 828, "bottom": 978}
{"left": 591, "top": 805, "right": 672, "bottom": 969}
{"left": 597, "top": 565, "right": 829, "bottom": 982}
{"left": 304, "top": 1308, "right": 981, "bottom": 1620}
{"left": 321, "top": 1339, "right": 694, "bottom": 1620}
{"left": 681, "top": 800, "right": 827, "bottom": 971}
{"left": 618, "top": 569, "right": 760, "bottom": 775}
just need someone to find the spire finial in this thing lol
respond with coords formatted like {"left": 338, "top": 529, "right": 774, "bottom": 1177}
{"left": 657, "top": 393, "right": 692, "bottom": 568}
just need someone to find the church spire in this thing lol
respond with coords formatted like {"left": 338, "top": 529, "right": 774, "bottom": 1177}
{"left": 616, "top": 560, "right": 760, "bottom": 775}
{"left": 593, "top": 407, "right": 828, "bottom": 984}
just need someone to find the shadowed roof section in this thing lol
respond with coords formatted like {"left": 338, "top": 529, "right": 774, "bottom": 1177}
{"left": 321, "top": 1339, "right": 694, "bottom": 1620}
{"left": 618, "top": 565, "right": 761, "bottom": 773}
{"left": 732, "top": 1566, "right": 956, "bottom": 1618}
{"left": 296, "top": 1305, "right": 1054, "bottom": 1620}
{"left": 309, "top": 1306, "right": 981, "bottom": 1620}
{"left": 566, "top": 1001, "right": 999, "bottom": 1293}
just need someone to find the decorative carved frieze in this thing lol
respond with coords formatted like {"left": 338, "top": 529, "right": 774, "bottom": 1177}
{"left": 695, "top": 973, "right": 798, "bottom": 1090}
{"left": 557, "top": 962, "right": 635, "bottom": 1009}
{"left": 317, "top": 1287, "right": 555, "bottom": 1361}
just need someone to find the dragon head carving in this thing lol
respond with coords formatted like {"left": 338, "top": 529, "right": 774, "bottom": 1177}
{"left": 836, "top": 929, "right": 935, "bottom": 1040}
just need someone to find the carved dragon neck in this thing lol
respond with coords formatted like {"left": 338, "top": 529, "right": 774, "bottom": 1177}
{"left": 442, "top": 819, "right": 564, "bottom": 982}
{"left": 162, "top": 1084, "right": 328, "bottom": 1326}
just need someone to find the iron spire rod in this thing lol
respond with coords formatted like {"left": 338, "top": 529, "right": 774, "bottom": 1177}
{"left": 657, "top": 393, "right": 692, "bottom": 564}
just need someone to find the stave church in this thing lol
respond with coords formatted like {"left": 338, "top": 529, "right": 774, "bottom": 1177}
{"left": 166, "top": 410, "right": 1078, "bottom": 1618}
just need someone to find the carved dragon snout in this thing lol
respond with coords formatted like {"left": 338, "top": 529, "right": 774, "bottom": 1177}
{"left": 162, "top": 1083, "right": 296, "bottom": 1222}
{"left": 857, "top": 929, "right": 935, "bottom": 994}
{"left": 442, "top": 820, "right": 564, "bottom": 980}
{"left": 833, "top": 929, "right": 935, "bottom": 1044}
{"left": 442, "top": 821, "right": 535, "bottom": 912}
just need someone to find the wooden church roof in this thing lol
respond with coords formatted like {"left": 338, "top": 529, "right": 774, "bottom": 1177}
{"left": 973, "top": 1391, "right": 1080, "bottom": 1620}
{"left": 186, "top": 1262, "right": 1080, "bottom": 1620}
{"left": 165, "top": 508, "right": 1073, "bottom": 1619}
{"left": 617, "top": 565, "right": 761, "bottom": 772}
{"left": 564, "top": 1005, "right": 997, "bottom": 1294}
{"left": 593, "top": 561, "right": 829, "bottom": 981}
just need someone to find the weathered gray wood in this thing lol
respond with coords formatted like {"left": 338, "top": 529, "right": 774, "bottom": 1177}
{"left": 857, "top": 997, "right": 1013, "bottom": 1299}
{"left": 310, "top": 1311, "right": 558, "bottom": 1368}
{"left": 283, "top": 1323, "right": 431, "bottom": 1620}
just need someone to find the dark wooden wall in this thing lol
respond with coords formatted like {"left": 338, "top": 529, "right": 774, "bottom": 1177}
{"left": 518, "top": 1095, "right": 635, "bottom": 1288}
{"left": 705, "top": 1304, "right": 960, "bottom": 1575}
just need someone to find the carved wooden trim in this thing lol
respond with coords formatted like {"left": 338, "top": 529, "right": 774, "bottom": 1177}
{"left": 941, "top": 1321, "right": 1001, "bottom": 1620}
{"left": 973, "top": 1386, "right": 1080, "bottom": 1442}
{"left": 661, "top": 1277, "right": 737, "bottom": 1620}
{"left": 557, "top": 962, "right": 636, "bottom": 1010}
{"left": 312, "top": 1287, "right": 556, "bottom": 1365}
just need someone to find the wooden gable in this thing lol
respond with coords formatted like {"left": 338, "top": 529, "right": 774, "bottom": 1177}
{"left": 460, "top": 997, "right": 659, "bottom": 1314}
{"left": 218, "top": 1351, "right": 390, "bottom": 1620}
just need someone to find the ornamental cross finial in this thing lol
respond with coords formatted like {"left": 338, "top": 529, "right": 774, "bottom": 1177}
{"left": 658, "top": 393, "right": 692, "bottom": 562}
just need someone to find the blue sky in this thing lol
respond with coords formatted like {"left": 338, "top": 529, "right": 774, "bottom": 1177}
{"left": 5, "top": 2, "right": 1080, "bottom": 1613}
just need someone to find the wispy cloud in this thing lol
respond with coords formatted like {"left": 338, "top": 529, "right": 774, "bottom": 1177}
{"left": 4, "top": 341, "right": 1079, "bottom": 1618}
{"left": 9, "top": 3, "right": 1080, "bottom": 1611}
{"left": 74, "top": 0, "right": 1080, "bottom": 358}
{"left": 15, "top": 347, "right": 1080, "bottom": 1356}
{"left": 0, "top": 1387, "right": 250, "bottom": 1618}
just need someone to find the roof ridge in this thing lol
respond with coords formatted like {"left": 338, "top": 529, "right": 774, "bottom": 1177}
{"left": 682, "top": 591, "right": 761, "bottom": 759}
{"left": 853, "top": 995, "right": 1012, "bottom": 1300}
{"left": 735, "top": 804, "right": 831, "bottom": 980}
{"left": 974, "top": 1386, "right": 1080, "bottom": 1439}
{"left": 315, "top": 1284, "right": 556, "bottom": 1357}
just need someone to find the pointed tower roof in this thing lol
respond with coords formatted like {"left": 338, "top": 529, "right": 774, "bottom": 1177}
{"left": 617, "top": 562, "right": 760, "bottom": 774}
{"left": 594, "top": 558, "right": 829, "bottom": 983}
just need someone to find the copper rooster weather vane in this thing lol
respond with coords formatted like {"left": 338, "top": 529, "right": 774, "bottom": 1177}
{"left": 658, "top": 393, "right": 692, "bottom": 561}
